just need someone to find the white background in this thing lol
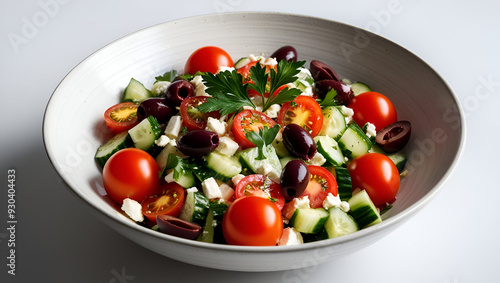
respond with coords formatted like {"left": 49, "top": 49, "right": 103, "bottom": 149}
{"left": 1, "top": 0, "right": 499, "bottom": 282}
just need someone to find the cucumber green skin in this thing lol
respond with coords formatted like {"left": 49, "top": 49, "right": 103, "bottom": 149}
{"left": 318, "top": 106, "right": 347, "bottom": 140}
{"left": 197, "top": 209, "right": 215, "bottom": 243}
{"left": 197, "top": 201, "right": 228, "bottom": 244}
{"left": 122, "top": 78, "right": 153, "bottom": 103}
{"left": 180, "top": 192, "right": 209, "bottom": 227}
{"left": 95, "top": 131, "right": 131, "bottom": 167}
{"left": 370, "top": 144, "right": 407, "bottom": 173}
{"left": 350, "top": 81, "right": 372, "bottom": 96}
{"left": 314, "top": 136, "right": 345, "bottom": 167}
{"left": 205, "top": 151, "right": 242, "bottom": 181}
{"left": 348, "top": 190, "right": 382, "bottom": 228}
{"left": 128, "top": 116, "right": 162, "bottom": 151}
{"left": 290, "top": 208, "right": 329, "bottom": 234}
{"left": 333, "top": 166, "right": 352, "bottom": 201}
{"left": 338, "top": 123, "right": 372, "bottom": 159}
{"left": 324, "top": 207, "right": 359, "bottom": 238}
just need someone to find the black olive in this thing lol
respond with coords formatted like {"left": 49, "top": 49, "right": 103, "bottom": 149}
{"left": 375, "top": 121, "right": 411, "bottom": 153}
{"left": 156, "top": 215, "right": 202, "bottom": 240}
{"left": 271, "top": 45, "right": 298, "bottom": 62}
{"left": 164, "top": 80, "right": 194, "bottom": 107}
{"left": 309, "top": 60, "right": 342, "bottom": 82}
{"left": 282, "top": 124, "right": 317, "bottom": 161}
{"left": 280, "top": 159, "right": 310, "bottom": 200}
{"left": 177, "top": 130, "right": 219, "bottom": 157}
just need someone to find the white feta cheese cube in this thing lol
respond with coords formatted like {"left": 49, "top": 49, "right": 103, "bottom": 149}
{"left": 164, "top": 116, "right": 182, "bottom": 139}
{"left": 306, "top": 152, "right": 326, "bottom": 166}
{"left": 261, "top": 57, "right": 278, "bottom": 66}
{"left": 278, "top": 227, "right": 304, "bottom": 246}
{"left": 190, "top": 75, "right": 208, "bottom": 96}
{"left": 216, "top": 136, "right": 240, "bottom": 156}
{"left": 121, "top": 198, "right": 144, "bottom": 222}
{"left": 293, "top": 196, "right": 310, "bottom": 210}
{"left": 365, "top": 122, "right": 377, "bottom": 138}
{"left": 202, "top": 177, "right": 223, "bottom": 199}
{"left": 154, "top": 135, "right": 171, "bottom": 147}
{"left": 340, "top": 201, "right": 350, "bottom": 213}
{"left": 231, "top": 174, "right": 245, "bottom": 187}
{"left": 296, "top": 67, "right": 312, "bottom": 81}
{"left": 263, "top": 104, "right": 281, "bottom": 119}
{"left": 151, "top": 81, "right": 171, "bottom": 96}
{"left": 322, "top": 193, "right": 342, "bottom": 210}
{"left": 205, "top": 117, "right": 227, "bottom": 136}
{"left": 186, "top": 187, "right": 199, "bottom": 193}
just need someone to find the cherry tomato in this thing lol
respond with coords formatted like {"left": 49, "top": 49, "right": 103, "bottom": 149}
{"left": 180, "top": 96, "right": 221, "bottom": 131}
{"left": 102, "top": 148, "right": 159, "bottom": 204}
{"left": 222, "top": 196, "right": 283, "bottom": 246}
{"left": 235, "top": 174, "right": 285, "bottom": 210}
{"left": 277, "top": 95, "right": 323, "bottom": 137}
{"left": 232, "top": 109, "right": 277, "bottom": 149}
{"left": 301, "top": 165, "right": 338, "bottom": 208}
{"left": 347, "top": 152, "right": 400, "bottom": 206}
{"left": 103, "top": 102, "right": 139, "bottom": 134}
{"left": 141, "top": 182, "right": 186, "bottom": 224}
{"left": 347, "top": 91, "right": 397, "bottom": 131}
{"left": 184, "top": 46, "right": 234, "bottom": 74}
{"left": 237, "top": 60, "right": 257, "bottom": 82}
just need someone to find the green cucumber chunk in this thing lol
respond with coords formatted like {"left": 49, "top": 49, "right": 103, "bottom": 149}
{"left": 348, "top": 190, "right": 382, "bottom": 228}
{"left": 290, "top": 208, "right": 329, "bottom": 234}
{"left": 324, "top": 207, "right": 359, "bottom": 238}
{"left": 370, "top": 144, "right": 408, "bottom": 173}
{"left": 332, "top": 166, "right": 352, "bottom": 201}
{"left": 318, "top": 106, "right": 347, "bottom": 140}
{"left": 165, "top": 154, "right": 195, "bottom": 188}
{"left": 95, "top": 131, "right": 130, "bottom": 166}
{"left": 350, "top": 81, "right": 372, "bottom": 96}
{"left": 238, "top": 145, "right": 282, "bottom": 180}
{"left": 128, "top": 116, "right": 161, "bottom": 151}
{"left": 179, "top": 191, "right": 210, "bottom": 227}
{"left": 338, "top": 123, "right": 372, "bottom": 159}
{"left": 122, "top": 78, "right": 153, "bottom": 103}
{"left": 205, "top": 151, "right": 242, "bottom": 181}
{"left": 314, "top": 135, "right": 345, "bottom": 166}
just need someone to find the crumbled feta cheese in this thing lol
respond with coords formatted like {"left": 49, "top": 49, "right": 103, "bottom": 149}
{"left": 306, "top": 152, "right": 326, "bottom": 166}
{"left": 296, "top": 67, "right": 312, "bottom": 81}
{"left": 217, "top": 66, "right": 235, "bottom": 73}
{"left": 231, "top": 174, "right": 245, "bottom": 186}
{"left": 121, "top": 198, "right": 144, "bottom": 222}
{"left": 365, "top": 122, "right": 377, "bottom": 138}
{"left": 218, "top": 183, "right": 234, "bottom": 201}
{"left": 256, "top": 162, "right": 274, "bottom": 176}
{"left": 340, "top": 201, "right": 350, "bottom": 213}
{"left": 190, "top": 75, "right": 208, "bottom": 96}
{"left": 264, "top": 104, "right": 281, "bottom": 119}
{"left": 261, "top": 57, "right": 277, "bottom": 66}
{"left": 278, "top": 227, "right": 304, "bottom": 246}
{"left": 164, "top": 170, "right": 175, "bottom": 183}
{"left": 186, "top": 187, "right": 199, "bottom": 193}
{"left": 202, "top": 177, "right": 223, "bottom": 199}
{"left": 164, "top": 116, "right": 182, "bottom": 139}
{"left": 151, "top": 81, "right": 171, "bottom": 96}
{"left": 216, "top": 136, "right": 240, "bottom": 156}
{"left": 293, "top": 196, "right": 310, "bottom": 210}
{"left": 212, "top": 220, "right": 218, "bottom": 227}
{"left": 248, "top": 54, "right": 260, "bottom": 62}
{"left": 155, "top": 135, "right": 171, "bottom": 147}
{"left": 205, "top": 117, "right": 227, "bottom": 136}
{"left": 339, "top": 105, "right": 354, "bottom": 124}
{"left": 323, "top": 193, "right": 342, "bottom": 210}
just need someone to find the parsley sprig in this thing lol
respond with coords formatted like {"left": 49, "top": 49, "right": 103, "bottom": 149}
{"left": 245, "top": 124, "right": 281, "bottom": 160}
{"left": 197, "top": 60, "right": 305, "bottom": 115}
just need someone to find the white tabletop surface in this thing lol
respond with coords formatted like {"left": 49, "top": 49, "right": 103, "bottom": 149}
{"left": 1, "top": 0, "right": 499, "bottom": 282}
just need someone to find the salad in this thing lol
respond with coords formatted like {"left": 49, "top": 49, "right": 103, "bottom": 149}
{"left": 95, "top": 45, "right": 411, "bottom": 246}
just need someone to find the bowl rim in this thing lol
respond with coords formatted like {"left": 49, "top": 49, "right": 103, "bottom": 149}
{"left": 42, "top": 11, "right": 467, "bottom": 253}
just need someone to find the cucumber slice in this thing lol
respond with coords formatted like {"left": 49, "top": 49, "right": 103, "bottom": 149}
{"left": 238, "top": 145, "right": 282, "bottom": 181}
{"left": 279, "top": 156, "right": 297, "bottom": 168}
{"left": 95, "top": 131, "right": 130, "bottom": 166}
{"left": 272, "top": 138, "right": 290, "bottom": 158}
{"left": 155, "top": 143, "right": 185, "bottom": 174}
{"left": 350, "top": 81, "right": 372, "bottom": 96}
{"left": 338, "top": 123, "right": 372, "bottom": 159}
{"left": 197, "top": 209, "right": 215, "bottom": 243}
{"left": 324, "top": 207, "right": 359, "bottom": 238}
{"left": 234, "top": 57, "right": 251, "bottom": 69}
{"left": 205, "top": 151, "right": 242, "bottom": 181}
{"left": 128, "top": 116, "right": 162, "bottom": 151}
{"left": 179, "top": 191, "right": 210, "bottom": 226}
{"left": 122, "top": 78, "right": 153, "bottom": 103}
{"left": 165, "top": 154, "right": 195, "bottom": 188}
{"left": 332, "top": 166, "right": 352, "bottom": 201}
{"left": 348, "top": 190, "right": 382, "bottom": 228}
{"left": 318, "top": 106, "right": 347, "bottom": 140}
{"left": 290, "top": 208, "right": 329, "bottom": 234}
{"left": 314, "top": 135, "right": 345, "bottom": 166}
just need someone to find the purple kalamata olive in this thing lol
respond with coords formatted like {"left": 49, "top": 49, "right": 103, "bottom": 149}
{"left": 310, "top": 60, "right": 342, "bottom": 82}
{"left": 271, "top": 45, "right": 298, "bottom": 62}
{"left": 280, "top": 159, "right": 310, "bottom": 201}
{"left": 375, "top": 121, "right": 411, "bottom": 153}
{"left": 177, "top": 130, "right": 219, "bottom": 157}
{"left": 137, "top": 97, "right": 174, "bottom": 123}
{"left": 164, "top": 80, "right": 194, "bottom": 107}
{"left": 282, "top": 124, "right": 317, "bottom": 161}
{"left": 313, "top": 79, "right": 354, "bottom": 105}
{"left": 156, "top": 215, "right": 202, "bottom": 240}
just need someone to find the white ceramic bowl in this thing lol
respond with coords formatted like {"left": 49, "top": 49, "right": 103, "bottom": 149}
{"left": 43, "top": 12, "right": 465, "bottom": 272}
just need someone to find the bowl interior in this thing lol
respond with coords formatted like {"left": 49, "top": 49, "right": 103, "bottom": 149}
{"left": 43, "top": 12, "right": 465, "bottom": 270}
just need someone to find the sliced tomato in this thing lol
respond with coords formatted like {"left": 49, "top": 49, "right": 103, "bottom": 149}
{"left": 277, "top": 95, "right": 323, "bottom": 137}
{"left": 142, "top": 182, "right": 185, "bottom": 224}
{"left": 104, "top": 102, "right": 139, "bottom": 134}
{"left": 232, "top": 109, "right": 277, "bottom": 149}
{"left": 237, "top": 61, "right": 257, "bottom": 82}
{"left": 300, "top": 165, "right": 338, "bottom": 208}
{"left": 235, "top": 174, "right": 285, "bottom": 210}
{"left": 180, "top": 96, "right": 221, "bottom": 131}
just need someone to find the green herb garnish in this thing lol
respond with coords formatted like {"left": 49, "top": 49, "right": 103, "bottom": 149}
{"left": 319, "top": 89, "right": 338, "bottom": 107}
{"left": 245, "top": 124, "right": 281, "bottom": 160}
{"left": 154, "top": 70, "right": 177, "bottom": 84}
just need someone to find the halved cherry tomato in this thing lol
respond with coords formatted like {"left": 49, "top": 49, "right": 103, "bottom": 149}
{"left": 185, "top": 46, "right": 234, "bottom": 74}
{"left": 222, "top": 196, "right": 283, "bottom": 246}
{"left": 347, "top": 152, "right": 400, "bottom": 206}
{"left": 180, "top": 96, "right": 221, "bottom": 131}
{"left": 247, "top": 83, "right": 289, "bottom": 98}
{"left": 277, "top": 95, "right": 323, "bottom": 137}
{"left": 235, "top": 174, "right": 285, "bottom": 210}
{"left": 141, "top": 182, "right": 186, "bottom": 224}
{"left": 300, "top": 165, "right": 338, "bottom": 208}
{"left": 232, "top": 109, "right": 277, "bottom": 149}
{"left": 347, "top": 91, "right": 397, "bottom": 131}
{"left": 102, "top": 148, "right": 159, "bottom": 204}
{"left": 103, "top": 102, "right": 139, "bottom": 134}
{"left": 237, "top": 61, "right": 257, "bottom": 82}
